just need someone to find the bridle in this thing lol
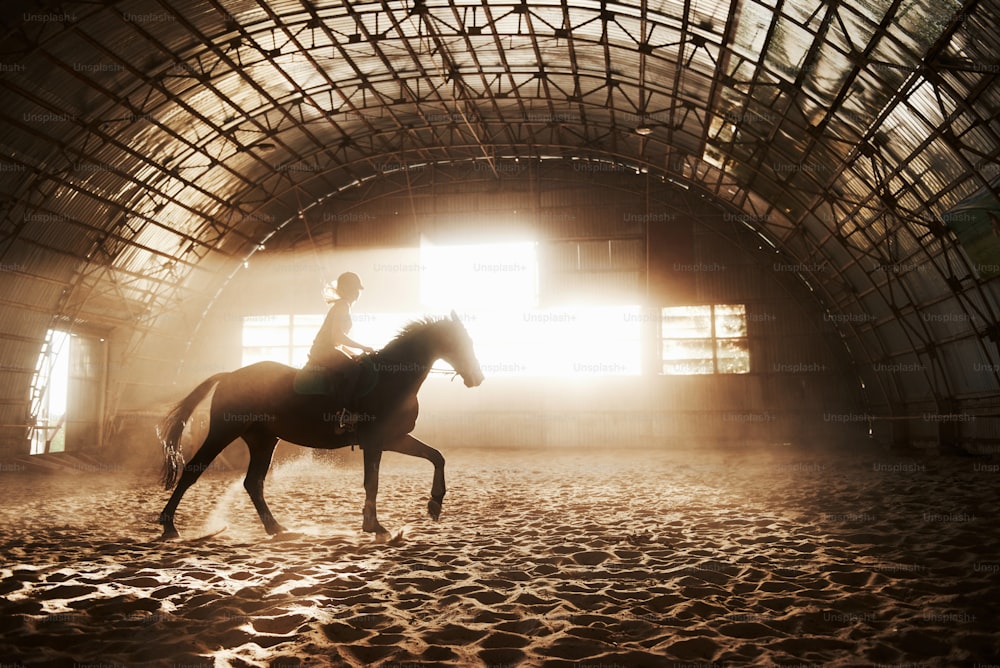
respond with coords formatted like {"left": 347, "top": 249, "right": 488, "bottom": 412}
{"left": 360, "top": 350, "right": 464, "bottom": 382}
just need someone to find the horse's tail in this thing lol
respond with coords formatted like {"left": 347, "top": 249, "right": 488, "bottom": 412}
{"left": 158, "top": 373, "right": 229, "bottom": 490}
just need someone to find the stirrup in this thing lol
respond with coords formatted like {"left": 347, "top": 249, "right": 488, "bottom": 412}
{"left": 336, "top": 408, "right": 356, "bottom": 432}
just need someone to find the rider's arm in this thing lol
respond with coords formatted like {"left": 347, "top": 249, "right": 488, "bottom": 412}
{"left": 339, "top": 333, "right": 374, "bottom": 353}
{"left": 329, "top": 302, "right": 374, "bottom": 353}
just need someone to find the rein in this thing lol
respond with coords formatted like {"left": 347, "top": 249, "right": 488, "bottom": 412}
{"left": 428, "top": 367, "right": 461, "bottom": 380}
{"left": 359, "top": 351, "right": 460, "bottom": 381}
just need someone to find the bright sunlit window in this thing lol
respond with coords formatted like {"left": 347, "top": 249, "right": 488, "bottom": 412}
{"left": 468, "top": 306, "right": 643, "bottom": 376}
{"left": 661, "top": 304, "right": 750, "bottom": 374}
{"left": 240, "top": 240, "right": 645, "bottom": 377}
{"left": 242, "top": 314, "right": 324, "bottom": 367}
{"left": 242, "top": 312, "right": 421, "bottom": 368}
{"left": 420, "top": 237, "right": 539, "bottom": 310}
{"left": 421, "top": 238, "right": 640, "bottom": 376}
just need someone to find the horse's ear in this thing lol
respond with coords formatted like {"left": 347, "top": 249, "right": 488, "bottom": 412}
{"left": 450, "top": 309, "right": 459, "bottom": 322}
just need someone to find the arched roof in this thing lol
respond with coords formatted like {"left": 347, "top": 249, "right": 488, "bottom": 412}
{"left": 1, "top": 0, "right": 999, "bottom": 446}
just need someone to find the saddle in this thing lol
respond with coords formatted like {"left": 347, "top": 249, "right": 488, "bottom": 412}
{"left": 293, "top": 354, "right": 377, "bottom": 433}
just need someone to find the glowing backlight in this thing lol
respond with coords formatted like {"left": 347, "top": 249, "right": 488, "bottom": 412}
{"left": 241, "top": 241, "right": 645, "bottom": 377}
{"left": 467, "top": 306, "right": 642, "bottom": 376}
{"left": 419, "top": 238, "right": 639, "bottom": 376}
{"left": 420, "top": 237, "right": 539, "bottom": 310}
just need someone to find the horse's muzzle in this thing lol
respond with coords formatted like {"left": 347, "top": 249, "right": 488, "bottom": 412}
{"left": 463, "top": 369, "right": 485, "bottom": 388}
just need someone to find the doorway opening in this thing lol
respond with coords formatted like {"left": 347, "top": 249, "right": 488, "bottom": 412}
{"left": 29, "top": 329, "right": 104, "bottom": 455}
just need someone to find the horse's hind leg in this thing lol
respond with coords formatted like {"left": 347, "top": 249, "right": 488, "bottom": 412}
{"left": 159, "top": 426, "right": 239, "bottom": 539}
{"left": 383, "top": 435, "right": 446, "bottom": 520}
{"left": 242, "top": 430, "right": 285, "bottom": 535}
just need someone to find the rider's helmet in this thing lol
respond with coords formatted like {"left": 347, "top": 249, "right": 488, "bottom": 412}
{"left": 324, "top": 271, "right": 365, "bottom": 303}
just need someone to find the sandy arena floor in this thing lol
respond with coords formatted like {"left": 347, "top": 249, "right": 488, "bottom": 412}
{"left": 1, "top": 445, "right": 998, "bottom": 667}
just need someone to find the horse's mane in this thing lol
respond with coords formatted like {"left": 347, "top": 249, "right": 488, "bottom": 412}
{"left": 380, "top": 316, "right": 451, "bottom": 354}
{"left": 396, "top": 316, "right": 446, "bottom": 339}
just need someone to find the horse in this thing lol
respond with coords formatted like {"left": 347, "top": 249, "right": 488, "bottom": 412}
{"left": 156, "top": 310, "right": 484, "bottom": 540}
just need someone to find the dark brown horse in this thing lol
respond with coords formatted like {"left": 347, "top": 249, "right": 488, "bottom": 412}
{"left": 157, "top": 311, "right": 484, "bottom": 540}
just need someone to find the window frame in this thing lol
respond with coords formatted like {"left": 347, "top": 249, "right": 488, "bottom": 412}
{"left": 660, "top": 304, "right": 750, "bottom": 375}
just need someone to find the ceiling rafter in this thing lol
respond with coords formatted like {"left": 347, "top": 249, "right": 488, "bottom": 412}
{"left": 2, "top": 0, "right": 1000, "bottom": 431}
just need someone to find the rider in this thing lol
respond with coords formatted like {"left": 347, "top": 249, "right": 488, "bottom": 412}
{"left": 308, "top": 271, "right": 374, "bottom": 367}
{"left": 301, "top": 271, "right": 374, "bottom": 430}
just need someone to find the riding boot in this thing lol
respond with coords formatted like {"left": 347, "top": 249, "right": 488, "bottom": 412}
{"left": 327, "top": 362, "right": 362, "bottom": 434}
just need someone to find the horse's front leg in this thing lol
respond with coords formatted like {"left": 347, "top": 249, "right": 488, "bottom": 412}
{"left": 383, "top": 434, "right": 446, "bottom": 520}
{"left": 361, "top": 445, "right": 388, "bottom": 537}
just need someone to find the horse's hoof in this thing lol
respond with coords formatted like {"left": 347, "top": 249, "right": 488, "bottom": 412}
{"left": 428, "top": 498, "right": 442, "bottom": 521}
{"left": 363, "top": 521, "right": 388, "bottom": 535}
{"left": 158, "top": 529, "right": 180, "bottom": 541}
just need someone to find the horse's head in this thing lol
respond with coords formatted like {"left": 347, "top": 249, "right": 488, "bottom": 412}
{"left": 440, "top": 310, "right": 485, "bottom": 388}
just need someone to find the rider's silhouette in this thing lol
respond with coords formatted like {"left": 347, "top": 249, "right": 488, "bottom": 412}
{"left": 296, "top": 271, "right": 373, "bottom": 431}
{"left": 307, "top": 271, "right": 374, "bottom": 367}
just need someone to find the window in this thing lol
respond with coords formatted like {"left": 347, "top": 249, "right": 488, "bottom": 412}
{"left": 471, "top": 305, "right": 643, "bottom": 376}
{"left": 239, "top": 239, "right": 645, "bottom": 377}
{"left": 419, "top": 237, "right": 539, "bottom": 310}
{"left": 242, "top": 314, "right": 323, "bottom": 367}
{"left": 661, "top": 304, "right": 750, "bottom": 374}
{"left": 242, "top": 312, "right": 419, "bottom": 368}
{"left": 420, "top": 238, "right": 640, "bottom": 376}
